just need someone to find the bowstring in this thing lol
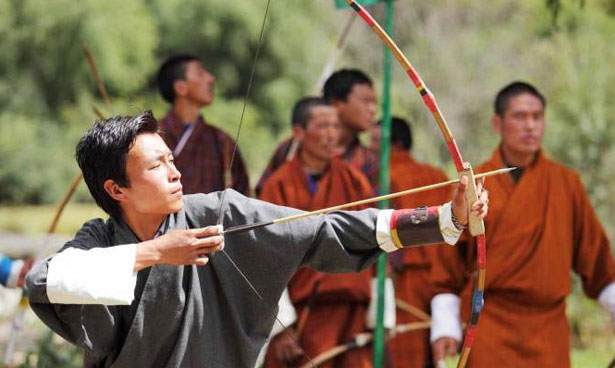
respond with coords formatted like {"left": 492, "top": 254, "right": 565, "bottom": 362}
{"left": 215, "top": 0, "right": 271, "bottom": 225}
{"left": 210, "top": 0, "right": 316, "bottom": 365}
{"left": 215, "top": 0, "right": 271, "bottom": 299}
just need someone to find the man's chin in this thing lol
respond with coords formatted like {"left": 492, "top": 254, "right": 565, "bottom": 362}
{"left": 169, "top": 198, "right": 184, "bottom": 213}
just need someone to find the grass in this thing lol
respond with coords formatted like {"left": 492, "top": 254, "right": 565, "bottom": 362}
{"left": 572, "top": 348, "right": 613, "bottom": 367}
{"left": 0, "top": 203, "right": 105, "bottom": 236}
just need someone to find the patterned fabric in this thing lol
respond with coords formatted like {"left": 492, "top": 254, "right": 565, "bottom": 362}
{"left": 390, "top": 206, "right": 443, "bottom": 248}
{"left": 160, "top": 111, "right": 250, "bottom": 196}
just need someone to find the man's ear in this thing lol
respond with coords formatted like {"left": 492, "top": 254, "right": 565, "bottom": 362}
{"left": 292, "top": 125, "right": 305, "bottom": 141}
{"left": 491, "top": 114, "right": 502, "bottom": 135}
{"left": 173, "top": 79, "right": 188, "bottom": 99}
{"left": 103, "top": 179, "right": 126, "bottom": 202}
{"left": 330, "top": 98, "right": 343, "bottom": 109}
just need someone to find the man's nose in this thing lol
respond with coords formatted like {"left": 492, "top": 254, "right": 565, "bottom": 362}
{"left": 525, "top": 117, "right": 538, "bottom": 130}
{"left": 326, "top": 127, "right": 340, "bottom": 141}
{"left": 207, "top": 72, "right": 216, "bottom": 83}
{"left": 170, "top": 163, "right": 181, "bottom": 181}
{"left": 368, "top": 102, "right": 377, "bottom": 115}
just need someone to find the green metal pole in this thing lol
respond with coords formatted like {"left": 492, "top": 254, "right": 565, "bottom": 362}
{"left": 374, "top": 0, "right": 394, "bottom": 367}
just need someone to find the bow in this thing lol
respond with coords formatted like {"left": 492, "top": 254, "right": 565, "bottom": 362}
{"left": 3, "top": 44, "right": 111, "bottom": 366}
{"left": 297, "top": 321, "right": 431, "bottom": 368}
{"left": 345, "top": 1, "right": 487, "bottom": 367}
{"left": 223, "top": 167, "right": 507, "bottom": 235}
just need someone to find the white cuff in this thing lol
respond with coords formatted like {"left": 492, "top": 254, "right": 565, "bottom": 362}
{"left": 599, "top": 282, "right": 615, "bottom": 322}
{"left": 47, "top": 244, "right": 138, "bottom": 305}
{"left": 438, "top": 202, "right": 463, "bottom": 246}
{"left": 376, "top": 209, "right": 396, "bottom": 253}
{"left": 270, "top": 288, "right": 298, "bottom": 336}
{"left": 430, "top": 293, "right": 462, "bottom": 343}
{"left": 6, "top": 259, "right": 24, "bottom": 289}
{"left": 367, "top": 277, "right": 396, "bottom": 329}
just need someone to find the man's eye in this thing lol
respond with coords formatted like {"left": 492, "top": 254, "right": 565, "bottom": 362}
{"left": 150, "top": 164, "right": 161, "bottom": 170}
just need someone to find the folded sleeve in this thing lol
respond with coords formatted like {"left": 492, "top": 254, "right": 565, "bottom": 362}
{"left": 25, "top": 219, "right": 125, "bottom": 359}
{"left": 195, "top": 190, "right": 458, "bottom": 276}
{"left": 571, "top": 174, "right": 615, "bottom": 298}
{"left": 46, "top": 244, "right": 137, "bottom": 305}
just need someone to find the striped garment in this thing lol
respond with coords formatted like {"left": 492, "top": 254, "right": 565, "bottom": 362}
{"left": 160, "top": 111, "right": 250, "bottom": 196}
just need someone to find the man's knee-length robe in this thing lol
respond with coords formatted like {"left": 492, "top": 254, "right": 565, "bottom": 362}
{"left": 27, "top": 190, "right": 389, "bottom": 368}
{"left": 430, "top": 149, "right": 615, "bottom": 368}
{"left": 260, "top": 157, "right": 375, "bottom": 368}
{"left": 387, "top": 149, "right": 451, "bottom": 368}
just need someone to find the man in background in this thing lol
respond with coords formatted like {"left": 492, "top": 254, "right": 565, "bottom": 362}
{"left": 261, "top": 97, "right": 378, "bottom": 368}
{"left": 0, "top": 254, "right": 32, "bottom": 289}
{"left": 157, "top": 54, "right": 249, "bottom": 195}
{"left": 429, "top": 81, "right": 615, "bottom": 367}
{"left": 256, "top": 69, "right": 378, "bottom": 194}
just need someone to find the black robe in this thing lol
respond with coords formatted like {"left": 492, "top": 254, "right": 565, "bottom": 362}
{"left": 26, "top": 190, "right": 389, "bottom": 367}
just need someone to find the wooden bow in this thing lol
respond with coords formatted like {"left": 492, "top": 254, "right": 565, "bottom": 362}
{"left": 345, "top": 1, "right": 487, "bottom": 367}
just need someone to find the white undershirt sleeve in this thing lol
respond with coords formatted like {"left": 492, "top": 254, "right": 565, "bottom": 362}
{"left": 46, "top": 244, "right": 138, "bottom": 305}
{"left": 269, "top": 288, "right": 298, "bottom": 336}
{"left": 598, "top": 282, "right": 615, "bottom": 329}
{"left": 438, "top": 202, "right": 463, "bottom": 245}
{"left": 430, "top": 293, "right": 463, "bottom": 343}
{"left": 366, "top": 277, "right": 396, "bottom": 329}
{"left": 376, "top": 209, "right": 396, "bottom": 252}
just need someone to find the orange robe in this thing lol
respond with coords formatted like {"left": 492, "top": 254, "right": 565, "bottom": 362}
{"left": 260, "top": 157, "right": 375, "bottom": 368}
{"left": 386, "top": 149, "right": 451, "bottom": 368}
{"left": 257, "top": 136, "right": 379, "bottom": 196}
{"left": 430, "top": 148, "right": 615, "bottom": 368}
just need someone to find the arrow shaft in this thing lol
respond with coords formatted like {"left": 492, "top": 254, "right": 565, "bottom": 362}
{"left": 223, "top": 167, "right": 512, "bottom": 235}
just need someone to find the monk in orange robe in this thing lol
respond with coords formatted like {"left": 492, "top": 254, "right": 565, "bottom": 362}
{"left": 429, "top": 82, "right": 615, "bottom": 368}
{"left": 384, "top": 117, "right": 452, "bottom": 368}
{"left": 255, "top": 69, "right": 378, "bottom": 195}
{"left": 261, "top": 97, "right": 375, "bottom": 368}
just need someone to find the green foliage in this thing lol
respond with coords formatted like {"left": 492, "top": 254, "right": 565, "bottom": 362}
{"left": 0, "top": 0, "right": 156, "bottom": 114}
{"left": 148, "top": 0, "right": 336, "bottom": 133}
{"left": 18, "top": 332, "right": 82, "bottom": 368}
{"left": 0, "top": 0, "right": 614, "bottom": 237}
{"left": 543, "top": 5, "right": 615, "bottom": 223}
{"left": 0, "top": 112, "right": 76, "bottom": 203}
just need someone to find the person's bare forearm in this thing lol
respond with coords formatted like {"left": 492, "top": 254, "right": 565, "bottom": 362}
{"left": 134, "top": 240, "right": 161, "bottom": 272}
{"left": 134, "top": 226, "right": 224, "bottom": 272}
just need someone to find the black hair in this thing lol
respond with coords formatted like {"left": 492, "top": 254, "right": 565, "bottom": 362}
{"left": 157, "top": 54, "right": 200, "bottom": 103}
{"left": 391, "top": 116, "right": 413, "bottom": 150}
{"left": 76, "top": 111, "right": 160, "bottom": 220}
{"left": 291, "top": 96, "right": 329, "bottom": 129}
{"left": 322, "top": 69, "right": 372, "bottom": 103}
{"left": 378, "top": 116, "right": 413, "bottom": 150}
{"left": 494, "top": 81, "right": 546, "bottom": 117}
